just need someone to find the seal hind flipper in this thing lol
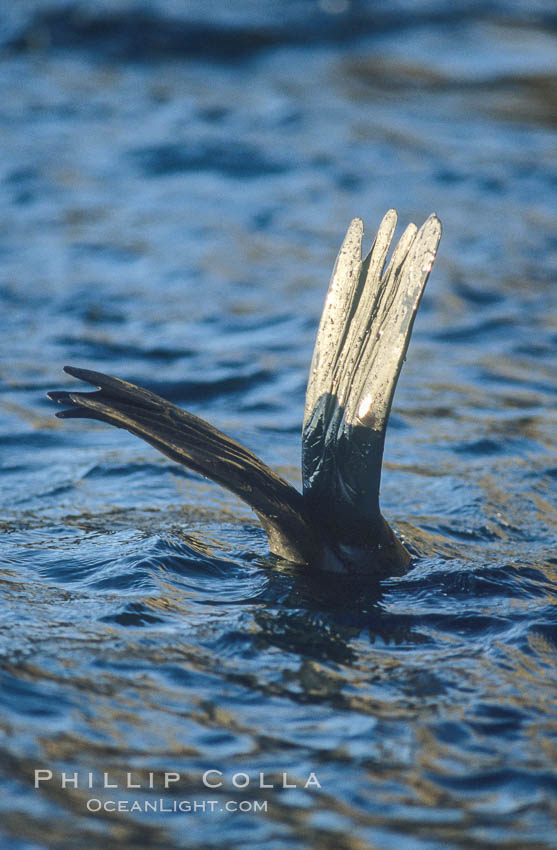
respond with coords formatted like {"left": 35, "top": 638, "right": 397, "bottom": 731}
{"left": 48, "top": 210, "right": 442, "bottom": 576}
{"left": 48, "top": 367, "right": 319, "bottom": 565}
{"left": 302, "top": 212, "right": 442, "bottom": 558}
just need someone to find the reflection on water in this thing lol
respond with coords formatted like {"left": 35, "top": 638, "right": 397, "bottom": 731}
{"left": 1, "top": 1, "right": 556, "bottom": 847}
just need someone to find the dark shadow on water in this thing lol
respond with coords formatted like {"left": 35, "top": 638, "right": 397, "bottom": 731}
{"left": 222, "top": 552, "right": 433, "bottom": 663}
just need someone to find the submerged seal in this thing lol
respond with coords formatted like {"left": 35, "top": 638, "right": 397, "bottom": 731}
{"left": 48, "top": 210, "right": 442, "bottom": 576}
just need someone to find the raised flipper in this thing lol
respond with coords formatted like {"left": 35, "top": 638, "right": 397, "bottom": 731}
{"left": 48, "top": 210, "right": 442, "bottom": 577}
{"left": 47, "top": 367, "right": 319, "bottom": 565}
{"left": 303, "top": 211, "right": 442, "bottom": 569}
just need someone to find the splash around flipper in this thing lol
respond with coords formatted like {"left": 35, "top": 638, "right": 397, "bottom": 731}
{"left": 48, "top": 210, "right": 442, "bottom": 576}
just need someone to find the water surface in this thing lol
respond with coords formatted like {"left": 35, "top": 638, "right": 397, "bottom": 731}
{"left": 1, "top": 2, "right": 556, "bottom": 847}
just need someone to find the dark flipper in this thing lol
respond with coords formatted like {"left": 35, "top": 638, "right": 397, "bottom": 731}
{"left": 48, "top": 210, "right": 441, "bottom": 577}
{"left": 47, "top": 367, "right": 319, "bottom": 564}
{"left": 303, "top": 211, "right": 442, "bottom": 559}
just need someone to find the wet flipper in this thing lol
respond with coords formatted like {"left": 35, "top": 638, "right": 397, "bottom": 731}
{"left": 303, "top": 211, "right": 442, "bottom": 561}
{"left": 49, "top": 210, "right": 442, "bottom": 576}
{"left": 48, "top": 367, "right": 318, "bottom": 564}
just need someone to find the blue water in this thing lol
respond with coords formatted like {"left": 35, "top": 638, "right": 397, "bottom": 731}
{"left": 1, "top": 2, "right": 556, "bottom": 847}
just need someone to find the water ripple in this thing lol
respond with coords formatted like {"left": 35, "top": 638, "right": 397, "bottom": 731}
{"left": 1, "top": 2, "right": 556, "bottom": 847}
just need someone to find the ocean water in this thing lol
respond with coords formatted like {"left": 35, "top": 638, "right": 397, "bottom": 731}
{"left": 1, "top": 1, "right": 556, "bottom": 847}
